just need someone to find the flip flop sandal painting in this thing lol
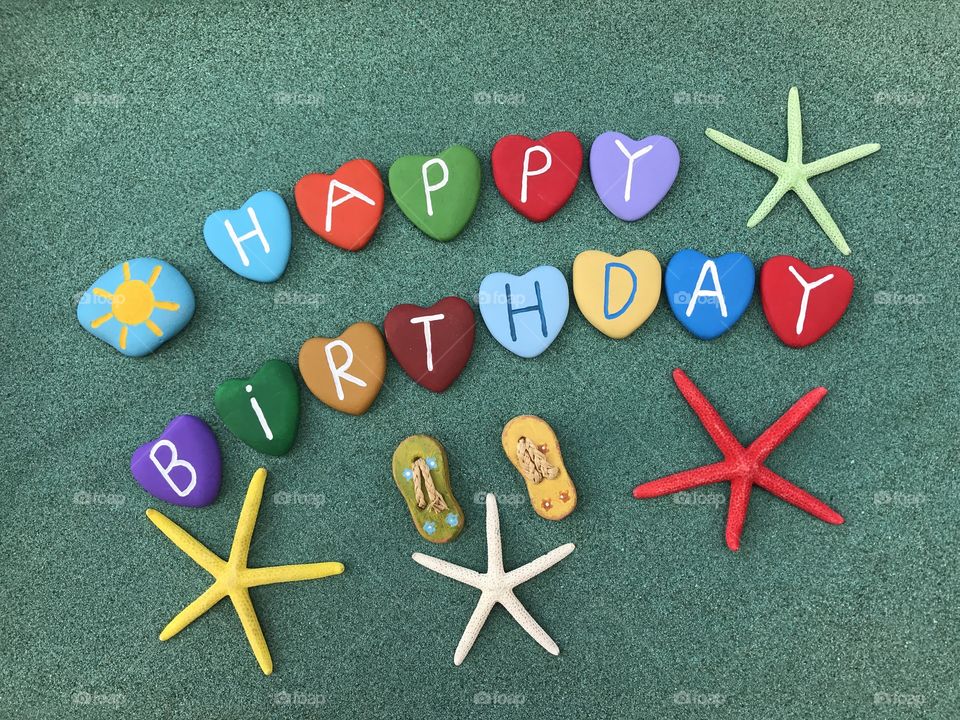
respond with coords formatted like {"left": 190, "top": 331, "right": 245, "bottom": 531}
{"left": 502, "top": 415, "right": 577, "bottom": 520}
{"left": 392, "top": 435, "right": 465, "bottom": 542}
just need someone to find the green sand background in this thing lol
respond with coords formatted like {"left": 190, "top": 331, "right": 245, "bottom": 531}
{"left": 2, "top": 1, "right": 958, "bottom": 718}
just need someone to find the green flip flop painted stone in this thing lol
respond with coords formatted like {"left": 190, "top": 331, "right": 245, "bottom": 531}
{"left": 388, "top": 145, "right": 481, "bottom": 241}
{"left": 214, "top": 359, "right": 300, "bottom": 456}
{"left": 392, "top": 435, "right": 464, "bottom": 543}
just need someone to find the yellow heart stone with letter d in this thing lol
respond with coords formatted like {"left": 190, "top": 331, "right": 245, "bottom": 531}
{"left": 572, "top": 250, "right": 662, "bottom": 338}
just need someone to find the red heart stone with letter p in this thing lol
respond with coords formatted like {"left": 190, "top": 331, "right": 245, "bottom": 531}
{"left": 383, "top": 296, "right": 475, "bottom": 392}
{"left": 491, "top": 131, "right": 582, "bottom": 222}
{"left": 760, "top": 255, "right": 854, "bottom": 348}
{"left": 295, "top": 158, "right": 384, "bottom": 251}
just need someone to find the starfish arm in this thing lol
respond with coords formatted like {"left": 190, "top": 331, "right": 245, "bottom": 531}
{"left": 754, "top": 467, "right": 845, "bottom": 524}
{"left": 747, "top": 387, "right": 828, "bottom": 464}
{"left": 499, "top": 590, "right": 560, "bottom": 656}
{"left": 747, "top": 176, "right": 794, "bottom": 228}
{"left": 505, "top": 543, "right": 575, "bottom": 587}
{"left": 672, "top": 369, "right": 744, "bottom": 456}
{"left": 725, "top": 479, "right": 754, "bottom": 551}
{"left": 787, "top": 87, "right": 803, "bottom": 163}
{"left": 146, "top": 509, "right": 226, "bottom": 576}
{"left": 705, "top": 128, "right": 786, "bottom": 175}
{"left": 793, "top": 179, "right": 851, "bottom": 255}
{"left": 243, "top": 562, "right": 345, "bottom": 588}
{"left": 632, "top": 461, "right": 731, "bottom": 498}
{"left": 804, "top": 143, "right": 880, "bottom": 178}
{"left": 484, "top": 493, "right": 504, "bottom": 575}
{"left": 229, "top": 468, "right": 267, "bottom": 568}
{"left": 411, "top": 553, "right": 485, "bottom": 589}
{"left": 453, "top": 592, "right": 496, "bottom": 666}
{"left": 229, "top": 588, "right": 273, "bottom": 675}
{"left": 158, "top": 582, "right": 228, "bottom": 641}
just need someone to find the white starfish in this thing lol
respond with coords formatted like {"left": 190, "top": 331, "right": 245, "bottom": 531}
{"left": 412, "top": 493, "right": 575, "bottom": 666}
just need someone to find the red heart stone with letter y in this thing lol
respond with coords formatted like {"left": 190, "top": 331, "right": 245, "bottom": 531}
{"left": 383, "top": 297, "right": 475, "bottom": 392}
{"left": 760, "top": 255, "right": 854, "bottom": 348}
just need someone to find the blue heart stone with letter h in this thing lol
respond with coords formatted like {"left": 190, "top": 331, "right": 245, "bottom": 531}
{"left": 204, "top": 190, "right": 291, "bottom": 282}
{"left": 478, "top": 265, "right": 569, "bottom": 358}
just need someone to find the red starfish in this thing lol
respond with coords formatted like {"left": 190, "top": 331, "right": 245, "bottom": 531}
{"left": 633, "top": 368, "right": 844, "bottom": 551}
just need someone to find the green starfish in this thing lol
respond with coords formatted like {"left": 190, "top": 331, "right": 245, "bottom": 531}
{"left": 706, "top": 87, "right": 880, "bottom": 255}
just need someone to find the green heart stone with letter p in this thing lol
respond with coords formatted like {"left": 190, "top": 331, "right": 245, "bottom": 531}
{"left": 388, "top": 145, "right": 481, "bottom": 241}
{"left": 214, "top": 359, "right": 300, "bottom": 456}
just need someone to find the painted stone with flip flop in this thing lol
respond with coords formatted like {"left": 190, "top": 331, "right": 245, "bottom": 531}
{"left": 383, "top": 297, "right": 475, "bottom": 393}
{"left": 665, "top": 249, "right": 755, "bottom": 340}
{"left": 590, "top": 132, "right": 680, "bottom": 220}
{"left": 760, "top": 255, "right": 854, "bottom": 348}
{"left": 130, "top": 415, "right": 222, "bottom": 507}
{"left": 215, "top": 359, "right": 300, "bottom": 456}
{"left": 299, "top": 322, "right": 386, "bottom": 415}
{"left": 388, "top": 145, "right": 481, "bottom": 241}
{"left": 295, "top": 159, "right": 384, "bottom": 251}
{"left": 572, "top": 249, "right": 662, "bottom": 339}
{"left": 77, "top": 258, "right": 195, "bottom": 357}
{"left": 392, "top": 435, "right": 465, "bottom": 542}
{"left": 491, "top": 131, "right": 582, "bottom": 222}
{"left": 478, "top": 265, "right": 570, "bottom": 358}
{"left": 204, "top": 191, "right": 291, "bottom": 282}
{"left": 502, "top": 415, "right": 577, "bottom": 520}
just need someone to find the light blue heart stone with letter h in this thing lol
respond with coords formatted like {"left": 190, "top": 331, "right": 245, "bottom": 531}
{"left": 478, "top": 265, "right": 570, "bottom": 358}
{"left": 203, "top": 190, "right": 291, "bottom": 282}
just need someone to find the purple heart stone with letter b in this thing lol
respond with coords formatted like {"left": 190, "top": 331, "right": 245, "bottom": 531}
{"left": 130, "top": 415, "right": 222, "bottom": 507}
{"left": 589, "top": 132, "right": 680, "bottom": 221}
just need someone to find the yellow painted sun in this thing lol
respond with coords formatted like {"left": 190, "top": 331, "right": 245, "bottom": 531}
{"left": 90, "top": 262, "right": 181, "bottom": 350}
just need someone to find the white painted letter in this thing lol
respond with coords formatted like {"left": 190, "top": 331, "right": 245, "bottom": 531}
{"left": 421, "top": 158, "right": 449, "bottom": 217}
{"left": 614, "top": 139, "right": 654, "bottom": 202}
{"left": 409, "top": 313, "right": 445, "bottom": 371}
{"left": 224, "top": 207, "right": 269, "bottom": 267}
{"left": 686, "top": 260, "right": 728, "bottom": 318}
{"left": 246, "top": 384, "right": 273, "bottom": 440}
{"left": 521, "top": 145, "right": 552, "bottom": 203}
{"left": 788, "top": 265, "right": 834, "bottom": 334}
{"left": 149, "top": 439, "right": 197, "bottom": 497}
{"left": 324, "top": 339, "right": 367, "bottom": 401}
{"left": 325, "top": 180, "right": 376, "bottom": 232}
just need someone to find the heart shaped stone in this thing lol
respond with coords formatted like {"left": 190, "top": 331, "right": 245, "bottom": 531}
{"left": 572, "top": 250, "right": 662, "bottom": 339}
{"left": 384, "top": 297, "right": 475, "bottom": 392}
{"left": 76, "top": 257, "right": 195, "bottom": 357}
{"left": 388, "top": 145, "right": 481, "bottom": 241}
{"left": 203, "top": 190, "right": 291, "bottom": 282}
{"left": 478, "top": 266, "right": 569, "bottom": 358}
{"left": 295, "top": 159, "right": 384, "bottom": 251}
{"left": 760, "top": 255, "right": 854, "bottom": 348}
{"left": 298, "top": 322, "right": 386, "bottom": 414}
{"left": 491, "top": 131, "right": 582, "bottom": 222}
{"left": 665, "top": 249, "right": 755, "bottom": 340}
{"left": 130, "top": 415, "right": 221, "bottom": 507}
{"left": 214, "top": 359, "right": 300, "bottom": 455}
{"left": 590, "top": 132, "right": 679, "bottom": 221}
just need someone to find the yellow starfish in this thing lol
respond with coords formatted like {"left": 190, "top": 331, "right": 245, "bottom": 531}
{"left": 146, "top": 467, "right": 343, "bottom": 675}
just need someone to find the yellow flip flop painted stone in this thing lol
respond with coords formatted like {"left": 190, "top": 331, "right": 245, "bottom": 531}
{"left": 501, "top": 416, "right": 576, "bottom": 520}
{"left": 392, "top": 435, "right": 465, "bottom": 543}
{"left": 572, "top": 249, "right": 661, "bottom": 339}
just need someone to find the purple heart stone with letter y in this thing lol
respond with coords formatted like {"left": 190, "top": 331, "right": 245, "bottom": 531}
{"left": 589, "top": 132, "right": 680, "bottom": 221}
{"left": 130, "top": 415, "right": 222, "bottom": 507}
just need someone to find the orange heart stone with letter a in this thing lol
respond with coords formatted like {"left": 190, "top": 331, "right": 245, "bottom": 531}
{"left": 295, "top": 159, "right": 385, "bottom": 251}
{"left": 298, "top": 322, "right": 386, "bottom": 415}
